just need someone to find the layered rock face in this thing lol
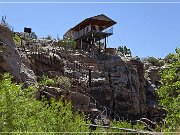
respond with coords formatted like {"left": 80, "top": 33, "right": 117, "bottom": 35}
{"left": 0, "top": 25, "right": 21, "bottom": 81}
{"left": 87, "top": 55, "right": 147, "bottom": 119}
{"left": 145, "top": 65, "right": 165, "bottom": 121}
{"left": 28, "top": 43, "right": 149, "bottom": 120}
{"left": 0, "top": 24, "right": 37, "bottom": 85}
{"left": 0, "top": 26, "right": 164, "bottom": 122}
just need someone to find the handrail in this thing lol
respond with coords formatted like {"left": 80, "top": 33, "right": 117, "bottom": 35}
{"left": 103, "top": 27, "right": 113, "bottom": 35}
{"left": 74, "top": 25, "right": 91, "bottom": 39}
{"left": 74, "top": 25, "right": 113, "bottom": 39}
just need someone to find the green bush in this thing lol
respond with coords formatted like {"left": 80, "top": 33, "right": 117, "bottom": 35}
{"left": 39, "top": 75, "right": 56, "bottom": 87}
{"left": 92, "top": 120, "right": 144, "bottom": 134}
{"left": 31, "top": 32, "right": 38, "bottom": 39}
{"left": 143, "top": 56, "right": 164, "bottom": 67}
{"left": 108, "top": 120, "right": 144, "bottom": 133}
{"left": 117, "top": 46, "right": 132, "bottom": 56}
{"left": 39, "top": 75, "right": 70, "bottom": 90}
{"left": 56, "top": 76, "right": 70, "bottom": 91}
{"left": 164, "top": 48, "right": 179, "bottom": 64}
{"left": 46, "top": 35, "right": 52, "bottom": 40}
{"left": 13, "top": 33, "right": 21, "bottom": 45}
{"left": 57, "top": 38, "right": 76, "bottom": 50}
{"left": 158, "top": 48, "right": 180, "bottom": 132}
{"left": 0, "top": 73, "right": 90, "bottom": 133}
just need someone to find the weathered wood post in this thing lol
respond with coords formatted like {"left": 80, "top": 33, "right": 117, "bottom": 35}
{"left": 99, "top": 39, "right": 101, "bottom": 54}
{"left": 80, "top": 39, "right": 83, "bottom": 50}
{"left": 104, "top": 37, "right": 107, "bottom": 53}
{"left": 50, "top": 55, "right": 52, "bottom": 66}
{"left": 89, "top": 69, "right": 91, "bottom": 87}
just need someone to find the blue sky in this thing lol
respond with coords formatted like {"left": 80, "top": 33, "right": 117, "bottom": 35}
{"left": 0, "top": 1, "right": 180, "bottom": 58}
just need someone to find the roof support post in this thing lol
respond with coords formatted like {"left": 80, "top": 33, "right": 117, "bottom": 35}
{"left": 98, "top": 39, "right": 101, "bottom": 54}
{"left": 80, "top": 39, "right": 82, "bottom": 50}
{"left": 89, "top": 40, "right": 92, "bottom": 52}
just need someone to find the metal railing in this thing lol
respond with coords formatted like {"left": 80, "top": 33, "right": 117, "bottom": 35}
{"left": 74, "top": 25, "right": 91, "bottom": 39}
{"left": 74, "top": 25, "right": 114, "bottom": 39}
{"left": 103, "top": 27, "right": 113, "bottom": 35}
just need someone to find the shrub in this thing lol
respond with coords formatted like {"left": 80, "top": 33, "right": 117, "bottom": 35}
{"left": 117, "top": 46, "right": 132, "bottom": 56}
{"left": 46, "top": 35, "right": 52, "bottom": 40}
{"left": 57, "top": 38, "right": 76, "bottom": 50}
{"left": 39, "top": 76, "right": 70, "bottom": 90}
{"left": 143, "top": 56, "right": 164, "bottom": 67}
{"left": 109, "top": 121, "right": 144, "bottom": 132}
{"left": 164, "top": 48, "right": 180, "bottom": 64}
{"left": 56, "top": 76, "right": 70, "bottom": 91}
{"left": 31, "top": 32, "right": 38, "bottom": 39}
{"left": 158, "top": 48, "right": 180, "bottom": 132}
{"left": 0, "top": 73, "right": 90, "bottom": 133}
{"left": 13, "top": 33, "right": 21, "bottom": 45}
{"left": 39, "top": 75, "right": 55, "bottom": 87}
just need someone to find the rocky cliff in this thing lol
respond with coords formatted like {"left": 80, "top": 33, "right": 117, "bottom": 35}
{"left": 0, "top": 24, "right": 165, "bottom": 123}
{"left": 0, "top": 24, "right": 37, "bottom": 86}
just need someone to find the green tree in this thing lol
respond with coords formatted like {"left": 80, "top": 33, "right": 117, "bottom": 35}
{"left": 31, "top": 32, "right": 38, "bottom": 39}
{"left": 158, "top": 48, "right": 180, "bottom": 132}
{"left": 0, "top": 73, "right": 90, "bottom": 133}
{"left": 57, "top": 38, "right": 76, "bottom": 50}
{"left": 117, "top": 46, "right": 131, "bottom": 56}
{"left": 46, "top": 35, "right": 52, "bottom": 40}
{"left": 143, "top": 56, "right": 164, "bottom": 67}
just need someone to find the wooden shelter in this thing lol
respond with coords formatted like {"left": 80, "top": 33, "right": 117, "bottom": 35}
{"left": 63, "top": 14, "right": 116, "bottom": 53}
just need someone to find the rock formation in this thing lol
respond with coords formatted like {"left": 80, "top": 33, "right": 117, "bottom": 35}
{"left": 0, "top": 24, "right": 37, "bottom": 86}
{"left": 0, "top": 24, "right": 165, "bottom": 124}
{"left": 26, "top": 41, "right": 164, "bottom": 121}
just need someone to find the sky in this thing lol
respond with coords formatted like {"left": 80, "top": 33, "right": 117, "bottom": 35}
{"left": 0, "top": 1, "right": 180, "bottom": 58}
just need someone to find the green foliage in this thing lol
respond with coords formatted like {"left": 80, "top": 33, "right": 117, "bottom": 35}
{"left": 0, "top": 73, "right": 90, "bottom": 133}
{"left": 39, "top": 75, "right": 70, "bottom": 90}
{"left": 39, "top": 75, "right": 56, "bottom": 87}
{"left": 143, "top": 56, "right": 164, "bottom": 67}
{"left": 13, "top": 33, "right": 21, "bottom": 45}
{"left": 110, "top": 121, "right": 133, "bottom": 129}
{"left": 117, "top": 46, "right": 132, "bottom": 56}
{"left": 31, "top": 32, "right": 38, "bottom": 39}
{"left": 164, "top": 48, "right": 180, "bottom": 64}
{"left": 109, "top": 121, "right": 144, "bottom": 132}
{"left": 46, "top": 35, "right": 52, "bottom": 40}
{"left": 158, "top": 48, "right": 180, "bottom": 132}
{"left": 92, "top": 120, "right": 144, "bottom": 134}
{"left": 56, "top": 76, "right": 71, "bottom": 91}
{"left": 132, "top": 122, "right": 145, "bottom": 130}
{"left": 57, "top": 38, "right": 76, "bottom": 50}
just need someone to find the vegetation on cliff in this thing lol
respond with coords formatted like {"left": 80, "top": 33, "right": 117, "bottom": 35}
{"left": 0, "top": 73, "right": 146, "bottom": 133}
{"left": 158, "top": 48, "right": 180, "bottom": 132}
{"left": 39, "top": 75, "right": 70, "bottom": 90}
{"left": 0, "top": 73, "right": 90, "bottom": 133}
